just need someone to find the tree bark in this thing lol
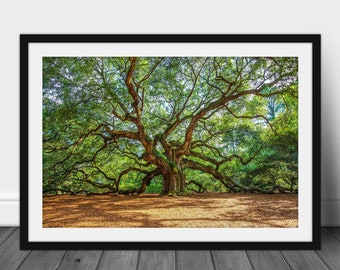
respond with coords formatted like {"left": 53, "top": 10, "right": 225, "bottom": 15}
{"left": 168, "top": 172, "right": 177, "bottom": 195}
{"left": 161, "top": 174, "right": 170, "bottom": 195}
{"left": 160, "top": 161, "right": 186, "bottom": 195}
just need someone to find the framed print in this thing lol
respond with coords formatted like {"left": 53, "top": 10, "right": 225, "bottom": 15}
{"left": 20, "top": 34, "right": 321, "bottom": 250}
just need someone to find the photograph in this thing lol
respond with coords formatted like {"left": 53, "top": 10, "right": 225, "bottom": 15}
{"left": 20, "top": 35, "right": 319, "bottom": 249}
{"left": 42, "top": 56, "right": 299, "bottom": 229}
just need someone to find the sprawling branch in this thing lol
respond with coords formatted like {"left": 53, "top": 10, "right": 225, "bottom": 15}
{"left": 124, "top": 57, "right": 155, "bottom": 158}
{"left": 224, "top": 106, "right": 278, "bottom": 135}
{"left": 118, "top": 168, "right": 161, "bottom": 194}
{"left": 178, "top": 71, "right": 296, "bottom": 155}
{"left": 186, "top": 180, "right": 208, "bottom": 193}
{"left": 185, "top": 160, "right": 283, "bottom": 194}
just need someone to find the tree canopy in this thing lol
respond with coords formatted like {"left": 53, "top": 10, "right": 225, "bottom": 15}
{"left": 43, "top": 57, "right": 298, "bottom": 196}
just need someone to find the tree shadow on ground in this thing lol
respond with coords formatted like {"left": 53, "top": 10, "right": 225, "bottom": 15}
{"left": 43, "top": 193, "right": 298, "bottom": 228}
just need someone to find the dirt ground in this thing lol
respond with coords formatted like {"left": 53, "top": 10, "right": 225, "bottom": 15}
{"left": 43, "top": 193, "right": 298, "bottom": 228}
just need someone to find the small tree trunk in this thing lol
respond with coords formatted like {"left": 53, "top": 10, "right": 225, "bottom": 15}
{"left": 56, "top": 185, "right": 62, "bottom": 195}
{"left": 176, "top": 173, "right": 181, "bottom": 193}
{"left": 290, "top": 181, "right": 294, "bottom": 193}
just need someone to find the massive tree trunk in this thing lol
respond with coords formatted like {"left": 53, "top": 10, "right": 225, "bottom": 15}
{"left": 161, "top": 171, "right": 180, "bottom": 195}
{"left": 160, "top": 170, "right": 178, "bottom": 195}
{"left": 161, "top": 174, "right": 170, "bottom": 195}
{"left": 160, "top": 159, "right": 186, "bottom": 196}
{"left": 168, "top": 171, "right": 177, "bottom": 195}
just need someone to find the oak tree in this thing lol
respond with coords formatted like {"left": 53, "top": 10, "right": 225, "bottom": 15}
{"left": 43, "top": 57, "right": 298, "bottom": 195}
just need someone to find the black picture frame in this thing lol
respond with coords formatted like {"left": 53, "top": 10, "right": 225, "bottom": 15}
{"left": 20, "top": 34, "right": 321, "bottom": 250}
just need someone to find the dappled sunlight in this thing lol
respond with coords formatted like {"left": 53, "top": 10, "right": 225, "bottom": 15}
{"left": 43, "top": 193, "right": 298, "bottom": 228}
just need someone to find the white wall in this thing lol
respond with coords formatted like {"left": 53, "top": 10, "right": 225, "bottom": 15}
{"left": 0, "top": 0, "right": 338, "bottom": 226}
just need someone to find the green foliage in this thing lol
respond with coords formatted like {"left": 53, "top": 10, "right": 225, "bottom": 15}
{"left": 43, "top": 57, "right": 298, "bottom": 195}
{"left": 145, "top": 176, "right": 163, "bottom": 193}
